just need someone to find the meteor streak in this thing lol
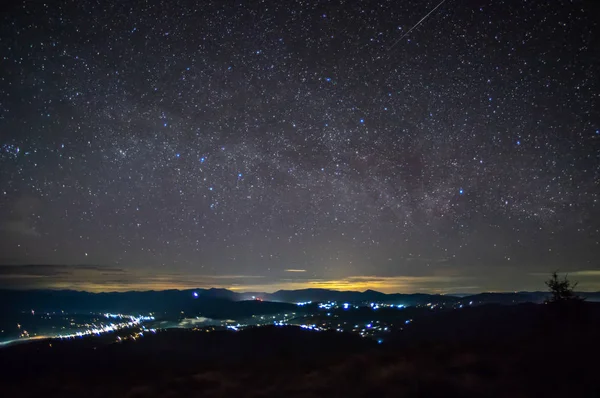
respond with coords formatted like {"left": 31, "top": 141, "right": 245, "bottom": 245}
{"left": 389, "top": 0, "right": 448, "bottom": 50}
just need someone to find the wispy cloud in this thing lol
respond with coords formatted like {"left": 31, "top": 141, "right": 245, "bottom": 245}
{"left": 229, "top": 274, "right": 477, "bottom": 294}
{"left": 0, "top": 220, "right": 40, "bottom": 237}
{"left": 0, "top": 264, "right": 470, "bottom": 293}
{"left": 2, "top": 264, "right": 597, "bottom": 293}
{"left": 529, "top": 270, "right": 600, "bottom": 278}
{"left": 569, "top": 270, "right": 600, "bottom": 277}
{"left": 0, "top": 196, "right": 42, "bottom": 237}
{"left": 0, "top": 264, "right": 264, "bottom": 292}
{"left": 0, "top": 264, "right": 93, "bottom": 277}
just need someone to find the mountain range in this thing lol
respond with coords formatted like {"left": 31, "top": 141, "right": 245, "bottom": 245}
{"left": 198, "top": 287, "right": 600, "bottom": 305}
{"left": 1, "top": 287, "right": 599, "bottom": 316}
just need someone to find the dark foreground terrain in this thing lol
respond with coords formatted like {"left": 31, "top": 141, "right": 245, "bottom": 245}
{"left": 1, "top": 303, "right": 600, "bottom": 398}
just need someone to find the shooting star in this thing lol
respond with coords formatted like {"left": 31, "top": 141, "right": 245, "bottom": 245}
{"left": 389, "top": 0, "right": 448, "bottom": 50}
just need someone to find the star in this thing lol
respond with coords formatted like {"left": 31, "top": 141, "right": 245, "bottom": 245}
{"left": 0, "top": 0, "right": 596, "bottom": 294}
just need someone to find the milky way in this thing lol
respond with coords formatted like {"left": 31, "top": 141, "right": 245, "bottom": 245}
{"left": 0, "top": 0, "right": 598, "bottom": 292}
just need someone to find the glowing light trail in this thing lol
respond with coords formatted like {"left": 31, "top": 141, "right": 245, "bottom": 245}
{"left": 389, "top": 0, "right": 448, "bottom": 50}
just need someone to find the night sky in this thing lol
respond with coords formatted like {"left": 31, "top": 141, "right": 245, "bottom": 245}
{"left": 0, "top": 0, "right": 598, "bottom": 293}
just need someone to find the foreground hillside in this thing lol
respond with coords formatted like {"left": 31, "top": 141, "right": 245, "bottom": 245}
{"left": 1, "top": 303, "right": 599, "bottom": 397}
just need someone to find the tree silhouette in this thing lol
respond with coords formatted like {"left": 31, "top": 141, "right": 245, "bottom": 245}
{"left": 545, "top": 271, "right": 582, "bottom": 303}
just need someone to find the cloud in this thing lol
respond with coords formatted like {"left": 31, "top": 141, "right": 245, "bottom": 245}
{"left": 2, "top": 264, "right": 597, "bottom": 293}
{"left": 0, "top": 220, "right": 40, "bottom": 237}
{"left": 0, "top": 196, "right": 42, "bottom": 237}
{"left": 525, "top": 270, "right": 600, "bottom": 292}
{"left": 529, "top": 270, "right": 600, "bottom": 279}
{"left": 229, "top": 274, "right": 477, "bottom": 294}
{"left": 569, "top": 270, "right": 600, "bottom": 277}
{"left": 0, "top": 264, "right": 266, "bottom": 292}
{"left": 0, "top": 264, "right": 75, "bottom": 277}
{"left": 284, "top": 269, "right": 307, "bottom": 273}
{"left": 404, "top": 256, "right": 450, "bottom": 264}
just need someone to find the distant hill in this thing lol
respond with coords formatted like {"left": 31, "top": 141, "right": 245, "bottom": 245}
{"left": 240, "top": 288, "right": 600, "bottom": 305}
{"left": 1, "top": 288, "right": 599, "bottom": 316}
{"left": 248, "top": 288, "right": 462, "bottom": 305}
{"left": 467, "top": 291, "right": 600, "bottom": 304}
{"left": 0, "top": 289, "right": 299, "bottom": 319}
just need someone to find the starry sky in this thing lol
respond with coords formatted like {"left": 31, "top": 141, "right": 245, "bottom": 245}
{"left": 0, "top": 0, "right": 599, "bottom": 293}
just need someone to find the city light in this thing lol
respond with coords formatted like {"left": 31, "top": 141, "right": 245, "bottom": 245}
{"left": 57, "top": 313, "right": 155, "bottom": 340}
